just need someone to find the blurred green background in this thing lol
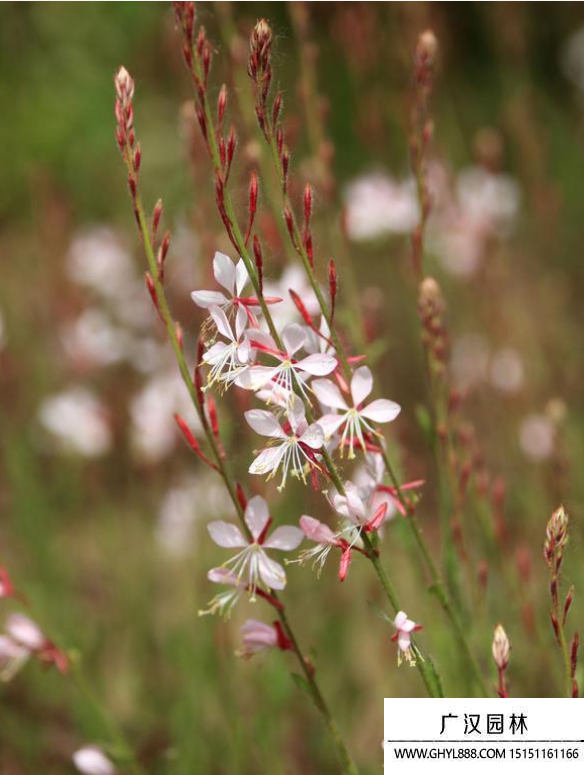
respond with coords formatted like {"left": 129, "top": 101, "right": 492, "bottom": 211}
{"left": 3, "top": 2, "right": 584, "bottom": 774}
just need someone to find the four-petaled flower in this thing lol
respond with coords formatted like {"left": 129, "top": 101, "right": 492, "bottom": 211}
{"left": 245, "top": 399, "right": 324, "bottom": 489}
{"left": 330, "top": 481, "right": 390, "bottom": 535}
{"left": 191, "top": 251, "right": 281, "bottom": 325}
{"left": 392, "top": 611, "right": 423, "bottom": 666}
{"left": 207, "top": 495, "right": 303, "bottom": 595}
{"left": 313, "top": 366, "right": 400, "bottom": 457}
{"left": 241, "top": 323, "right": 337, "bottom": 400}
{"left": 296, "top": 515, "right": 355, "bottom": 581}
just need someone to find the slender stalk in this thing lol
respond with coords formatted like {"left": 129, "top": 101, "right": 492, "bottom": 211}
{"left": 116, "top": 81, "right": 360, "bottom": 772}
{"left": 287, "top": 1, "right": 367, "bottom": 353}
{"left": 174, "top": 9, "right": 441, "bottom": 696}
{"left": 246, "top": 55, "right": 483, "bottom": 692}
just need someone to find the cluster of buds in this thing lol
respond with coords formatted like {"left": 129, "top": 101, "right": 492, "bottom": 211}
{"left": 247, "top": 18, "right": 273, "bottom": 136}
{"left": 174, "top": 2, "right": 236, "bottom": 190}
{"left": 114, "top": 67, "right": 140, "bottom": 191}
{"left": 544, "top": 504, "right": 569, "bottom": 571}
{"left": 418, "top": 277, "right": 449, "bottom": 379}
{"left": 492, "top": 624, "right": 510, "bottom": 697}
{"left": 410, "top": 30, "right": 438, "bottom": 277}
{"left": 543, "top": 506, "right": 579, "bottom": 696}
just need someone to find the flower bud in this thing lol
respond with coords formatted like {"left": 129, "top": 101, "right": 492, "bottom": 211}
{"left": 544, "top": 505, "right": 569, "bottom": 567}
{"left": 492, "top": 624, "right": 510, "bottom": 670}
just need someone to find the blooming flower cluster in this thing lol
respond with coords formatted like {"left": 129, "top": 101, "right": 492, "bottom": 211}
{"left": 191, "top": 251, "right": 421, "bottom": 661}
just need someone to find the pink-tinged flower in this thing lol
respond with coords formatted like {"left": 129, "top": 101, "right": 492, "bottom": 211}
{"left": 294, "top": 515, "right": 354, "bottom": 581}
{"left": 191, "top": 251, "right": 280, "bottom": 323}
{"left": 6, "top": 613, "right": 69, "bottom": 674}
{"left": 207, "top": 496, "right": 303, "bottom": 595}
{"left": 313, "top": 366, "right": 400, "bottom": 458}
{"left": 391, "top": 611, "right": 422, "bottom": 666}
{"left": 237, "top": 619, "right": 292, "bottom": 659}
{"left": 0, "top": 635, "right": 30, "bottom": 682}
{"left": 355, "top": 453, "right": 424, "bottom": 518}
{"left": 240, "top": 323, "right": 337, "bottom": 399}
{"left": 330, "top": 481, "right": 389, "bottom": 534}
{"left": 72, "top": 746, "right": 117, "bottom": 775}
{"left": 202, "top": 306, "right": 253, "bottom": 388}
{"left": 199, "top": 567, "right": 247, "bottom": 618}
{"left": 245, "top": 399, "right": 325, "bottom": 490}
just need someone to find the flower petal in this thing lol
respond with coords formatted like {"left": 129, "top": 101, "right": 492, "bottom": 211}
{"left": 300, "top": 422, "right": 324, "bottom": 449}
{"left": 72, "top": 747, "right": 116, "bottom": 775}
{"left": 300, "top": 515, "right": 336, "bottom": 544}
{"left": 190, "top": 290, "right": 229, "bottom": 309}
{"left": 360, "top": 399, "right": 401, "bottom": 423}
{"left": 249, "top": 445, "right": 287, "bottom": 476}
{"left": 240, "top": 619, "right": 277, "bottom": 647}
{"left": 398, "top": 633, "right": 411, "bottom": 652}
{"left": 207, "top": 520, "right": 247, "bottom": 548}
{"left": 312, "top": 379, "right": 349, "bottom": 410}
{"left": 207, "top": 567, "right": 243, "bottom": 587}
{"left": 234, "top": 258, "right": 249, "bottom": 296}
{"left": 263, "top": 525, "right": 304, "bottom": 551}
{"left": 282, "top": 323, "right": 306, "bottom": 356}
{"left": 394, "top": 610, "right": 408, "bottom": 629}
{"left": 245, "top": 495, "right": 270, "bottom": 539}
{"left": 351, "top": 365, "right": 374, "bottom": 406}
{"left": 209, "top": 306, "right": 233, "bottom": 340}
{"left": 234, "top": 305, "right": 248, "bottom": 340}
{"left": 213, "top": 251, "right": 236, "bottom": 294}
{"left": 245, "top": 409, "right": 286, "bottom": 438}
{"left": 296, "top": 353, "right": 337, "bottom": 376}
{"left": 316, "top": 413, "right": 347, "bottom": 438}
{"left": 257, "top": 552, "right": 287, "bottom": 589}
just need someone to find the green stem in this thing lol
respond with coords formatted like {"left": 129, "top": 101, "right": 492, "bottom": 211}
{"left": 122, "top": 146, "right": 360, "bottom": 774}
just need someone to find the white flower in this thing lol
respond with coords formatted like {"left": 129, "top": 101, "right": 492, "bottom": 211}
{"left": 60, "top": 308, "right": 129, "bottom": 369}
{"left": 191, "top": 251, "right": 250, "bottom": 312}
{"left": 38, "top": 387, "right": 112, "bottom": 458}
{"left": 392, "top": 611, "right": 421, "bottom": 666}
{"left": 240, "top": 324, "right": 336, "bottom": 400}
{"left": 66, "top": 227, "right": 135, "bottom": 300}
{"left": 155, "top": 475, "right": 229, "bottom": 557}
{"left": 263, "top": 266, "right": 320, "bottom": 328}
{"left": 519, "top": 413, "right": 555, "bottom": 462}
{"left": 6, "top": 613, "right": 46, "bottom": 651}
{"left": 344, "top": 172, "right": 419, "bottom": 241}
{"left": 203, "top": 305, "right": 253, "bottom": 389}
{"left": 330, "top": 481, "right": 388, "bottom": 535}
{"left": 245, "top": 399, "right": 324, "bottom": 490}
{"left": 294, "top": 515, "right": 347, "bottom": 577}
{"left": 207, "top": 495, "right": 303, "bottom": 595}
{"left": 429, "top": 166, "right": 520, "bottom": 278}
{"left": 129, "top": 370, "right": 200, "bottom": 463}
{"left": 489, "top": 347, "right": 524, "bottom": 395}
{"left": 72, "top": 746, "right": 116, "bottom": 775}
{"left": 313, "top": 366, "right": 400, "bottom": 457}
